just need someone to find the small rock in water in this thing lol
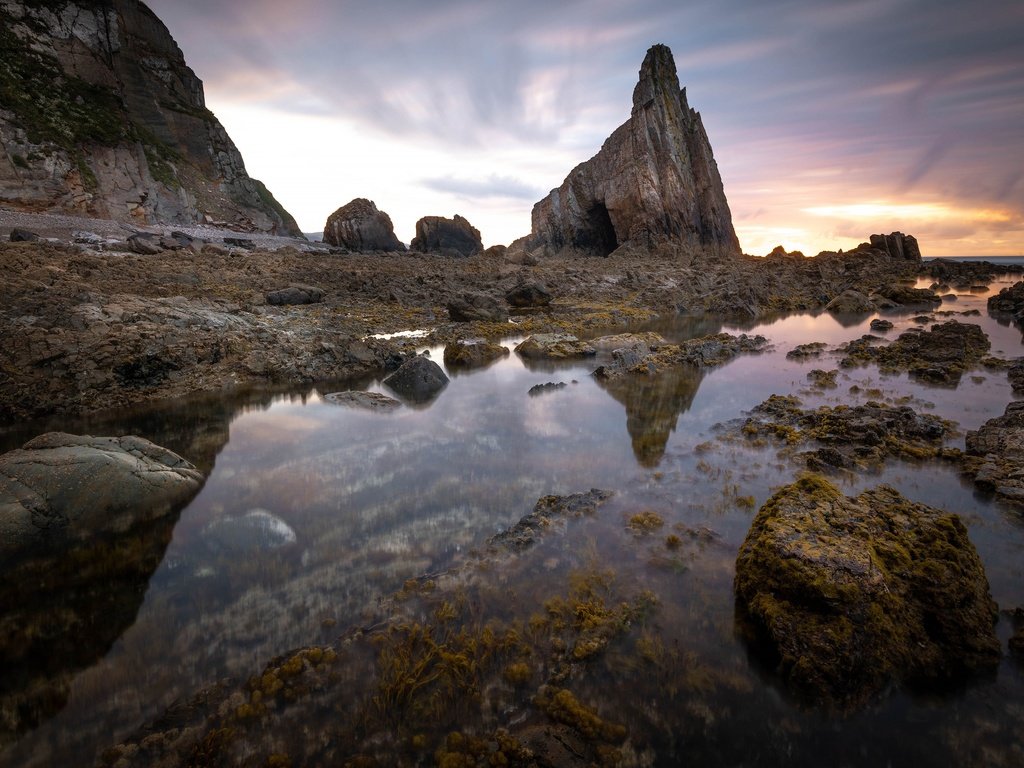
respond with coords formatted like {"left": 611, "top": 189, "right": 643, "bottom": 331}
{"left": 528, "top": 381, "right": 567, "bottom": 396}
{"left": 323, "top": 391, "right": 401, "bottom": 410}
{"left": 383, "top": 354, "right": 449, "bottom": 403}
{"left": 203, "top": 509, "right": 297, "bottom": 553}
{"left": 869, "top": 318, "right": 894, "bottom": 332}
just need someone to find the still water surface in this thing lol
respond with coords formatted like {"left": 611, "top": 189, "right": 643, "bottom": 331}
{"left": 4, "top": 276, "right": 1024, "bottom": 766}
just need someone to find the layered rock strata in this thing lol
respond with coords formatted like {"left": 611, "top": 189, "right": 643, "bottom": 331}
{"left": 323, "top": 198, "right": 404, "bottom": 251}
{"left": 524, "top": 44, "right": 740, "bottom": 257}
{"left": 0, "top": 0, "right": 300, "bottom": 234}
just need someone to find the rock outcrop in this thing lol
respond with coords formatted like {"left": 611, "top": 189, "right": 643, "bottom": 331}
{"left": 735, "top": 475, "right": 1000, "bottom": 710}
{"left": 523, "top": 44, "right": 740, "bottom": 258}
{"left": 869, "top": 232, "right": 921, "bottom": 261}
{"left": 410, "top": 214, "right": 482, "bottom": 256}
{"left": 322, "top": 198, "right": 404, "bottom": 251}
{"left": 0, "top": 0, "right": 301, "bottom": 234}
{"left": 963, "top": 401, "right": 1024, "bottom": 505}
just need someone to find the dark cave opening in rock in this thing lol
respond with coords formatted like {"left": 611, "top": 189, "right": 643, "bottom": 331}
{"left": 574, "top": 202, "right": 619, "bottom": 257}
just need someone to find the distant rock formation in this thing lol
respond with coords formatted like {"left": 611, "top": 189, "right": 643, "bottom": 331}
{"left": 410, "top": 214, "right": 483, "bottom": 256}
{"left": 0, "top": 0, "right": 301, "bottom": 235}
{"left": 868, "top": 232, "right": 921, "bottom": 261}
{"left": 523, "top": 44, "right": 740, "bottom": 257}
{"left": 323, "top": 198, "right": 405, "bottom": 251}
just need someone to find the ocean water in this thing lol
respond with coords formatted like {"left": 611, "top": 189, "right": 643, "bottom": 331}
{"left": 3, "top": 276, "right": 1024, "bottom": 766}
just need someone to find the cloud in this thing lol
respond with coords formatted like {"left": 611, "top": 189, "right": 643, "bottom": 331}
{"left": 419, "top": 175, "right": 544, "bottom": 201}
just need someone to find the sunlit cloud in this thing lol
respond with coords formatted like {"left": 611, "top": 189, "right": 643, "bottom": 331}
{"left": 804, "top": 202, "right": 1013, "bottom": 224}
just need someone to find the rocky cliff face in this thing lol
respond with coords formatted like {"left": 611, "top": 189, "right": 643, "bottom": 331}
{"left": 0, "top": 0, "right": 300, "bottom": 235}
{"left": 526, "top": 44, "right": 739, "bottom": 258}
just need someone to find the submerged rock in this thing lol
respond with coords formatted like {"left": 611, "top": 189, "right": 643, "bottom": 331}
{"left": 202, "top": 509, "right": 297, "bottom": 553}
{"left": 963, "top": 401, "right": 1024, "bottom": 505}
{"left": 735, "top": 475, "right": 1000, "bottom": 710}
{"left": 0, "top": 432, "right": 203, "bottom": 558}
{"left": 443, "top": 340, "right": 509, "bottom": 369}
{"left": 488, "top": 489, "right": 613, "bottom": 551}
{"left": 322, "top": 391, "right": 401, "bottom": 410}
{"left": 514, "top": 333, "right": 596, "bottom": 360}
{"left": 323, "top": 198, "right": 405, "bottom": 251}
{"left": 382, "top": 354, "right": 449, "bottom": 402}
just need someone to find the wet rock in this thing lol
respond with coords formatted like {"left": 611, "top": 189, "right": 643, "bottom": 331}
{"left": 322, "top": 391, "right": 401, "bottom": 410}
{"left": 870, "top": 318, "right": 894, "bottom": 332}
{"left": 488, "top": 489, "right": 612, "bottom": 551}
{"left": 739, "top": 395, "right": 951, "bottom": 471}
{"left": 826, "top": 289, "right": 874, "bottom": 314}
{"left": 322, "top": 198, "right": 405, "bottom": 251}
{"left": 447, "top": 292, "right": 508, "bottom": 322}
{"left": 594, "top": 332, "right": 767, "bottom": 379}
{"left": 0, "top": 432, "right": 203, "bottom": 558}
{"left": 265, "top": 285, "right": 323, "bottom": 306}
{"left": 9, "top": 229, "right": 40, "bottom": 242}
{"left": 410, "top": 215, "right": 482, "bottom": 256}
{"left": 528, "top": 381, "right": 567, "bottom": 396}
{"left": 589, "top": 331, "right": 667, "bottom": 351}
{"left": 735, "top": 475, "right": 1000, "bottom": 710}
{"left": 875, "top": 285, "right": 941, "bottom": 306}
{"left": 382, "top": 354, "right": 449, "bottom": 402}
{"left": 988, "top": 281, "right": 1024, "bottom": 325}
{"left": 787, "top": 342, "right": 827, "bottom": 360}
{"left": 525, "top": 45, "right": 740, "bottom": 257}
{"left": 515, "top": 333, "right": 596, "bottom": 360}
{"left": 963, "top": 401, "right": 1024, "bottom": 505}
{"left": 806, "top": 369, "right": 838, "bottom": 388}
{"left": 505, "top": 282, "right": 553, "bottom": 308}
{"left": 840, "top": 321, "right": 990, "bottom": 384}
{"left": 202, "top": 509, "right": 297, "bottom": 553}
{"left": 443, "top": 339, "right": 509, "bottom": 369}
{"left": 1009, "top": 360, "right": 1024, "bottom": 392}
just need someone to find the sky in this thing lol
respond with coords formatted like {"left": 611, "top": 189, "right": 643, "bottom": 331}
{"left": 146, "top": 0, "right": 1024, "bottom": 256}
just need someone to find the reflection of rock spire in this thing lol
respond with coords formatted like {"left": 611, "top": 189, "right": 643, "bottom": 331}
{"left": 597, "top": 363, "right": 707, "bottom": 467}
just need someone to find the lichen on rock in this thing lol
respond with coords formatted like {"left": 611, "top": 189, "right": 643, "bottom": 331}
{"left": 734, "top": 475, "right": 1000, "bottom": 710}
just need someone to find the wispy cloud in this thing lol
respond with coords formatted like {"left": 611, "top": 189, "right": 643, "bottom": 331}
{"left": 420, "top": 175, "right": 544, "bottom": 201}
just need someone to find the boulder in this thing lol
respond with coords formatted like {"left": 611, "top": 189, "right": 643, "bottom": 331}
{"left": 410, "top": 215, "right": 482, "bottom": 256}
{"left": 869, "top": 318, "right": 894, "bottom": 332}
{"left": 506, "top": 283, "right": 553, "bottom": 308}
{"left": 589, "top": 332, "right": 667, "bottom": 352}
{"left": 127, "top": 232, "right": 164, "bottom": 255}
{"left": 963, "top": 401, "right": 1024, "bottom": 504}
{"left": 515, "top": 334, "right": 596, "bottom": 360}
{"left": 9, "top": 228, "right": 40, "bottom": 242}
{"left": 525, "top": 45, "right": 739, "bottom": 257}
{"left": 447, "top": 292, "right": 509, "bottom": 322}
{"left": 443, "top": 340, "right": 510, "bottom": 369}
{"left": 483, "top": 244, "right": 507, "bottom": 258}
{"left": 0, "top": 432, "right": 203, "bottom": 558}
{"left": 825, "top": 289, "right": 874, "bottom": 313}
{"left": 735, "top": 475, "right": 1000, "bottom": 710}
{"left": 382, "top": 354, "right": 449, "bottom": 403}
{"left": 323, "top": 391, "right": 401, "bottom": 410}
{"left": 323, "top": 198, "right": 405, "bottom": 251}
{"left": 265, "top": 285, "right": 323, "bottom": 306}
{"left": 988, "top": 281, "right": 1024, "bottom": 324}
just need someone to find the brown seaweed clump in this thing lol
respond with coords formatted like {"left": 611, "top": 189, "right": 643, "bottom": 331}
{"left": 734, "top": 475, "right": 999, "bottom": 711}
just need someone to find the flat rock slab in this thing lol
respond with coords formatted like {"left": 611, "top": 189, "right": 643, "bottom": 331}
{"left": 323, "top": 391, "right": 401, "bottom": 410}
{"left": 515, "top": 333, "right": 596, "bottom": 360}
{"left": 0, "top": 432, "right": 203, "bottom": 558}
{"left": 589, "top": 332, "right": 667, "bottom": 351}
{"left": 735, "top": 475, "right": 999, "bottom": 711}
{"left": 443, "top": 340, "right": 509, "bottom": 369}
{"left": 383, "top": 354, "right": 449, "bottom": 403}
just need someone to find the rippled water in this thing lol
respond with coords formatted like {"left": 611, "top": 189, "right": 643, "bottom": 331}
{"left": 4, "top": 276, "right": 1024, "bottom": 766}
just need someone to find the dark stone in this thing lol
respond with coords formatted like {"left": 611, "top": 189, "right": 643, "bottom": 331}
{"left": 265, "top": 286, "right": 323, "bottom": 306}
{"left": 447, "top": 292, "right": 508, "bottom": 322}
{"left": 410, "top": 214, "right": 482, "bottom": 256}
{"left": 528, "top": 381, "right": 567, "bottom": 396}
{"left": 869, "top": 232, "right": 922, "bottom": 261}
{"left": 224, "top": 237, "right": 257, "bottom": 249}
{"left": 870, "top": 318, "right": 894, "bottom": 332}
{"left": 488, "top": 489, "right": 613, "bottom": 551}
{"left": 506, "top": 282, "right": 553, "bottom": 308}
{"left": 9, "top": 228, "right": 40, "bottom": 242}
{"left": 443, "top": 340, "right": 509, "bottom": 369}
{"left": 127, "top": 232, "right": 163, "bottom": 255}
{"left": 382, "top": 354, "right": 449, "bottom": 403}
{"left": 323, "top": 198, "right": 405, "bottom": 251}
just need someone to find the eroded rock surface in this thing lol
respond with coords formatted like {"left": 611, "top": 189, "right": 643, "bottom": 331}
{"left": 964, "top": 401, "right": 1024, "bottom": 505}
{"left": 840, "top": 321, "right": 989, "bottom": 384}
{"left": 524, "top": 44, "right": 739, "bottom": 258}
{"left": 323, "top": 198, "right": 404, "bottom": 251}
{"left": 735, "top": 475, "right": 1000, "bottom": 710}
{"left": 410, "top": 215, "right": 482, "bottom": 256}
{"left": 515, "top": 333, "right": 597, "bottom": 360}
{"left": 593, "top": 332, "right": 767, "bottom": 379}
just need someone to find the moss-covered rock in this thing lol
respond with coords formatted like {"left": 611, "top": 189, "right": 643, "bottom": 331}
{"left": 839, "top": 321, "right": 989, "bottom": 384}
{"left": 734, "top": 475, "right": 999, "bottom": 710}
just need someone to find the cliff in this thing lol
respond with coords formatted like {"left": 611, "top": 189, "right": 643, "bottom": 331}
{"left": 526, "top": 44, "right": 740, "bottom": 258}
{"left": 0, "top": 0, "right": 301, "bottom": 235}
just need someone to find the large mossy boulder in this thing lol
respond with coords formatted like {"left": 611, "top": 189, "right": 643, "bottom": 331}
{"left": 0, "top": 432, "right": 203, "bottom": 558}
{"left": 734, "top": 475, "right": 999, "bottom": 710}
